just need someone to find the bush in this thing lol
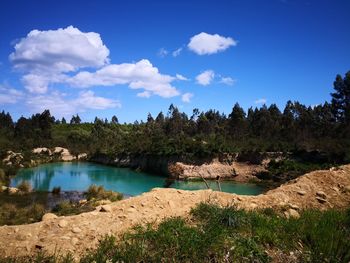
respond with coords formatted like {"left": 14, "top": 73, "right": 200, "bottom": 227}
{"left": 17, "top": 181, "right": 32, "bottom": 193}
{"left": 0, "top": 203, "right": 45, "bottom": 225}
{"left": 86, "top": 185, "right": 123, "bottom": 202}
{"left": 51, "top": 200, "right": 95, "bottom": 217}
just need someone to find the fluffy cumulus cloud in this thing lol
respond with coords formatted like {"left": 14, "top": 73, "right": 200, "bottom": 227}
{"left": 255, "top": 98, "right": 267, "bottom": 104}
{"left": 0, "top": 84, "right": 24, "bottom": 104}
{"left": 196, "top": 70, "right": 215, "bottom": 86}
{"left": 220, "top": 76, "right": 235, "bottom": 86}
{"left": 10, "top": 26, "right": 110, "bottom": 94}
{"left": 8, "top": 25, "right": 183, "bottom": 119}
{"left": 9, "top": 26, "right": 181, "bottom": 99}
{"left": 188, "top": 32, "right": 237, "bottom": 55}
{"left": 68, "top": 59, "right": 180, "bottom": 98}
{"left": 26, "top": 90, "right": 120, "bottom": 117}
{"left": 181, "top": 92, "right": 193, "bottom": 103}
{"left": 10, "top": 26, "right": 109, "bottom": 73}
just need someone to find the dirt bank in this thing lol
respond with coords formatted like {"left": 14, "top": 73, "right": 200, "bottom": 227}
{"left": 0, "top": 164, "right": 349, "bottom": 259}
{"left": 169, "top": 159, "right": 265, "bottom": 181}
{"left": 92, "top": 153, "right": 267, "bottom": 182}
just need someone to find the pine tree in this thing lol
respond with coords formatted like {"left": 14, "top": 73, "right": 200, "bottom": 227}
{"left": 331, "top": 71, "right": 350, "bottom": 123}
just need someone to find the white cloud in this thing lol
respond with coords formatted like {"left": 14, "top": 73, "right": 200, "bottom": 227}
{"left": 172, "top": 47, "right": 183, "bottom": 57}
{"left": 0, "top": 85, "right": 24, "bottom": 104}
{"left": 181, "top": 92, "right": 193, "bottom": 103}
{"left": 68, "top": 59, "right": 180, "bottom": 98}
{"left": 26, "top": 90, "right": 120, "bottom": 118}
{"left": 254, "top": 98, "right": 267, "bottom": 104}
{"left": 8, "top": 26, "right": 184, "bottom": 117}
{"left": 157, "top": 48, "right": 168, "bottom": 58}
{"left": 9, "top": 26, "right": 110, "bottom": 94}
{"left": 220, "top": 76, "right": 236, "bottom": 86}
{"left": 10, "top": 26, "right": 109, "bottom": 73}
{"left": 196, "top": 70, "right": 215, "bottom": 86}
{"left": 188, "top": 32, "right": 237, "bottom": 55}
{"left": 176, "top": 73, "right": 189, "bottom": 81}
{"left": 137, "top": 91, "right": 151, "bottom": 98}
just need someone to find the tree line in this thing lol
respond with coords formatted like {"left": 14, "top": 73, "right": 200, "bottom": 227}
{"left": 0, "top": 71, "right": 349, "bottom": 162}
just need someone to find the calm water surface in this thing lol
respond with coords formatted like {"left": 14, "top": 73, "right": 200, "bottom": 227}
{"left": 11, "top": 162, "right": 264, "bottom": 196}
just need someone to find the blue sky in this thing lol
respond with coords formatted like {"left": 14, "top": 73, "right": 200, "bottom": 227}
{"left": 0, "top": 0, "right": 349, "bottom": 122}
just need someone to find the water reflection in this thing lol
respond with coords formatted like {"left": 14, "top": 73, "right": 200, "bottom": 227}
{"left": 11, "top": 162, "right": 265, "bottom": 196}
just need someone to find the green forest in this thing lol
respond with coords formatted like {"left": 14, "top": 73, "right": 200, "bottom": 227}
{"left": 1, "top": 71, "right": 349, "bottom": 163}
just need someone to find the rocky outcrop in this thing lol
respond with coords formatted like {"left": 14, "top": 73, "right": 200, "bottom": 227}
{"left": 168, "top": 159, "right": 265, "bottom": 181}
{"left": 2, "top": 151, "right": 24, "bottom": 167}
{"left": 91, "top": 154, "right": 266, "bottom": 182}
{"left": 32, "top": 147, "right": 52, "bottom": 155}
{"left": 32, "top": 147, "right": 88, "bottom": 162}
{"left": 0, "top": 164, "right": 349, "bottom": 258}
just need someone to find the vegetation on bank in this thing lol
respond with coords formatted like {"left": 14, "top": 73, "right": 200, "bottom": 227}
{"left": 2, "top": 202, "right": 349, "bottom": 262}
{"left": 86, "top": 184, "right": 123, "bottom": 202}
{"left": 0, "top": 184, "right": 123, "bottom": 226}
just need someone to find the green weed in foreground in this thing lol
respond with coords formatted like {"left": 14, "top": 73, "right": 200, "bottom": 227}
{"left": 86, "top": 184, "right": 123, "bottom": 202}
{"left": 1, "top": 203, "right": 349, "bottom": 262}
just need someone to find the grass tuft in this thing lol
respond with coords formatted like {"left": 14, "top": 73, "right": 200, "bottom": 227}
{"left": 86, "top": 185, "right": 123, "bottom": 202}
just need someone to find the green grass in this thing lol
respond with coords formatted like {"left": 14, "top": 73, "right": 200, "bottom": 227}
{"left": 1, "top": 202, "right": 349, "bottom": 262}
{"left": 86, "top": 185, "right": 123, "bottom": 202}
{"left": 51, "top": 200, "right": 94, "bottom": 216}
{"left": 77, "top": 203, "right": 350, "bottom": 262}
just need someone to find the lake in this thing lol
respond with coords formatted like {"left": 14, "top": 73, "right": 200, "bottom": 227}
{"left": 11, "top": 162, "right": 264, "bottom": 196}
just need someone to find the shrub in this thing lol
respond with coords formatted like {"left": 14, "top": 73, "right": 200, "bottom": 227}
{"left": 0, "top": 203, "right": 45, "bottom": 225}
{"left": 52, "top": 200, "right": 94, "bottom": 216}
{"left": 86, "top": 184, "right": 123, "bottom": 202}
{"left": 17, "top": 181, "right": 32, "bottom": 193}
{"left": 52, "top": 201, "right": 77, "bottom": 216}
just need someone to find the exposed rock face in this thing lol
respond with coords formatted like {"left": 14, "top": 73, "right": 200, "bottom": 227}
{"left": 32, "top": 148, "right": 52, "bottom": 155}
{"left": 0, "top": 164, "right": 349, "bottom": 259}
{"left": 31, "top": 147, "right": 88, "bottom": 162}
{"left": 2, "top": 151, "right": 23, "bottom": 166}
{"left": 91, "top": 154, "right": 266, "bottom": 182}
{"left": 53, "top": 147, "right": 75, "bottom": 161}
{"left": 168, "top": 159, "right": 265, "bottom": 180}
{"left": 168, "top": 160, "right": 235, "bottom": 179}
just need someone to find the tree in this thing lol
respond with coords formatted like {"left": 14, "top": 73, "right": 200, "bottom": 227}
{"left": 67, "top": 129, "right": 91, "bottom": 156}
{"left": 155, "top": 112, "right": 165, "bottom": 124}
{"left": 111, "top": 115, "right": 119, "bottom": 124}
{"left": 331, "top": 71, "right": 350, "bottom": 124}
{"left": 0, "top": 111, "right": 14, "bottom": 130}
{"left": 70, "top": 115, "right": 81, "bottom": 124}
{"left": 228, "top": 103, "right": 246, "bottom": 139}
{"left": 61, "top": 117, "right": 67, "bottom": 124}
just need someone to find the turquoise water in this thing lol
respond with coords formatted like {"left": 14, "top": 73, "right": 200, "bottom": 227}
{"left": 11, "top": 162, "right": 264, "bottom": 196}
